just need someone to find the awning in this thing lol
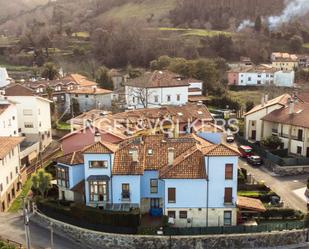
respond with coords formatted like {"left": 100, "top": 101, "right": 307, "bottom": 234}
{"left": 87, "top": 175, "right": 110, "bottom": 181}
{"left": 237, "top": 196, "right": 266, "bottom": 212}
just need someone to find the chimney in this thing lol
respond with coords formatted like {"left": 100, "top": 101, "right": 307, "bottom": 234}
{"left": 94, "top": 131, "right": 101, "bottom": 142}
{"left": 288, "top": 98, "right": 294, "bottom": 114}
{"left": 265, "top": 94, "right": 269, "bottom": 104}
{"left": 168, "top": 148, "right": 175, "bottom": 166}
{"left": 261, "top": 96, "right": 265, "bottom": 107}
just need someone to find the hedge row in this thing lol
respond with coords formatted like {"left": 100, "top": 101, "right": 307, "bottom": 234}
{"left": 37, "top": 199, "right": 140, "bottom": 233}
{"left": 0, "top": 241, "right": 16, "bottom": 249}
{"left": 261, "top": 208, "right": 304, "bottom": 220}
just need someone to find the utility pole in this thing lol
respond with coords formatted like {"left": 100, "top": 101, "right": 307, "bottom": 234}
{"left": 22, "top": 198, "right": 31, "bottom": 249}
{"left": 49, "top": 222, "right": 54, "bottom": 249}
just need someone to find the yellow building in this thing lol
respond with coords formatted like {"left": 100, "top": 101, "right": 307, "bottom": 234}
{"left": 271, "top": 52, "right": 298, "bottom": 71}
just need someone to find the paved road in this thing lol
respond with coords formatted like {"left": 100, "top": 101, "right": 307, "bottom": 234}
{"left": 239, "top": 159, "right": 309, "bottom": 213}
{"left": 0, "top": 212, "right": 84, "bottom": 249}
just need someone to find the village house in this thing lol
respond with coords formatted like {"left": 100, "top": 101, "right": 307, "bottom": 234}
{"left": 65, "top": 87, "right": 113, "bottom": 113}
{"left": 0, "top": 67, "right": 11, "bottom": 88}
{"left": 109, "top": 69, "right": 129, "bottom": 90}
{"left": 0, "top": 137, "right": 24, "bottom": 212}
{"left": 271, "top": 52, "right": 298, "bottom": 71}
{"left": 244, "top": 93, "right": 309, "bottom": 157}
{"left": 3, "top": 84, "right": 52, "bottom": 151}
{"left": 124, "top": 70, "right": 205, "bottom": 109}
{"left": 227, "top": 65, "right": 295, "bottom": 87}
{"left": 0, "top": 98, "right": 18, "bottom": 137}
{"left": 55, "top": 133, "right": 240, "bottom": 227}
{"left": 298, "top": 54, "right": 309, "bottom": 68}
{"left": 60, "top": 103, "right": 214, "bottom": 154}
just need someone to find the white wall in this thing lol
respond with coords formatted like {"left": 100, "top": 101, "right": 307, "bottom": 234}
{"left": 125, "top": 86, "right": 188, "bottom": 109}
{"left": 0, "top": 103, "right": 18, "bottom": 136}
{"left": 238, "top": 72, "right": 275, "bottom": 86}
{"left": 274, "top": 71, "right": 294, "bottom": 87}
{"left": 0, "top": 68, "right": 10, "bottom": 88}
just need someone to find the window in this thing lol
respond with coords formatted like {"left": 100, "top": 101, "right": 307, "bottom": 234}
{"left": 167, "top": 95, "right": 171, "bottom": 102}
{"left": 154, "top": 95, "right": 159, "bottom": 103}
{"left": 168, "top": 188, "right": 176, "bottom": 203}
{"left": 23, "top": 109, "right": 32, "bottom": 116}
{"left": 122, "top": 183, "right": 130, "bottom": 199}
{"left": 150, "top": 198, "right": 160, "bottom": 208}
{"left": 224, "top": 211, "right": 232, "bottom": 226}
{"left": 167, "top": 211, "right": 176, "bottom": 218}
{"left": 179, "top": 211, "right": 187, "bottom": 219}
{"left": 85, "top": 94, "right": 89, "bottom": 98}
{"left": 89, "top": 181, "right": 108, "bottom": 202}
{"left": 257, "top": 80, "right": 261, "bottom": 84}
{"left": 75, "top": 94, "right": 79, "bottom": 98}
{"left": 89, "top": 161, "right": 108, "bottom": 168}
{"left": 147, "top": 149, "right": 153, "bottom": 155}
{"left": 248, "top": 77, "right": 251, "bottom": 81}
{"left": 224, "top": 188, "right": 233, "bottom": 204}
{"left": 24, "top": 122, "right": 34, "bottom": 128}
{"left": 225, "top": 164, "right": 233, "bottom": 180}
{"left": 57, "top": 167, "right": 69, "bottom": 188}
{"left": 12, "top": 116, "right": 15, "bottom": 120}
{"left": 297, "top": 146, "right": 302, "bottom": 155}
{"left": 176, "top": 94, "right": 180, "bottom": 101}
{"left": 150, "top": 179, "right": 158, "bottom": 194}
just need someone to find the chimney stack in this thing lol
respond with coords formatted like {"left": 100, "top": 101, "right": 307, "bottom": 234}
{"left": 265, "top": 94, "right": 269, "bottom": 104}
{"left": 261, "top": 96, "right": 265, "bottom": 107}
{"left": 168, "top": 147, "right": 175, "bottom": 166}
{"left": 288, "top": 98, "right": 295, "bottom": 115}
{"left": 132, "top": 148, "right": 139, "bottom": 162}
{"left": 94, "top": 131, "right": 101, "bottom": 143}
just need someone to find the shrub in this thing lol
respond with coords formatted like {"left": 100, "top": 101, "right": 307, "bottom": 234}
{"left": 262, "top": 208, "right": 302, "bottom": 220}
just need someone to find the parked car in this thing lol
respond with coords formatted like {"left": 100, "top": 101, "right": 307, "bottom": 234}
{"left": 226, "top": 134, "right": 235, "bottom": 143}
{"left": 238, "top": 145, "right": 253, "bottom": 158}
{"left": 247, "top": 155, "right": 263, "bottom": 166}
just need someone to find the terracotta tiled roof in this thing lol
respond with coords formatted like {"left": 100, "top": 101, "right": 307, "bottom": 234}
{"left": 70, "top": 74, "right": 97, "bottom": 87}
{"left": 271, "top": 52, "right": 298, "bottom": 62}
{"left": 0, "top": 137, "right": 24, "bottom": 159}
{"left": 244, "top": 94, "right": 291, "bottom": 116}
{"left": 56, "top": 151, "right": 84, "bottom": 165}
{"left": 237, "top": 196, "right": 266, "bottom": 212}
{"left": 159, "top": 147, "right": 206, "bottom": 179}
{"left": 83, "top": 141, "right": 118, "bottom": 154}
{"left": 201, "top": 144, "right": 240, "bottom": 156}
{"left": 125, "top": 70, "right": 190, "bottom": 88}
{"left": 68, "top": 87, "right": 112, "bottom": 95}
{"left": 0, "top": 104, "right": 10, "bottom": 115}
{"left": 4, "top": 84, "right": 35, "bottom": 96}
{"left": 262, "top": 102, "right": 309, "bottom": 129}
{"left": 296, "top": 92, "right": 309, "bottom": 104}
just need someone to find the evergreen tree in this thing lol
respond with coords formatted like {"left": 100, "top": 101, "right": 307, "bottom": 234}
{"left": 254, "top": 16, "right": 262, "bottom": 32}
{"left": 95, "top": 66, "right": 114, "bottom": 90}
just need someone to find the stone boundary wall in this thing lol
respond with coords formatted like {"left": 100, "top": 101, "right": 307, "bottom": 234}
{"left": 31, "top": 211, "right": 309, "bottom": 249}
{"left": 264, "top": 160, "right": 309, "bottom": 176}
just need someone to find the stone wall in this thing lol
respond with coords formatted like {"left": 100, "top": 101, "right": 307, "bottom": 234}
{"left": 31, "top": 211, "right": 309, "bottom": 249}
{"left": 264, "top": 159, "right": 309, "bottom": 176}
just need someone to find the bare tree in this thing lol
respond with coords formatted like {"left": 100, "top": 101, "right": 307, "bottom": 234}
{"left": 127, "top": 87, "right": 156, "bottom": 108}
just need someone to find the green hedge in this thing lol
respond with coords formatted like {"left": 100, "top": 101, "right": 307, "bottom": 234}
{"left": 37, "top": 199, "right": 140, "bottom": 233}
{"left": 261, "top": 208, "right": 304, "bottom": 220}
{"left": 0, "top": 241, "right": 16, "bottom": 249}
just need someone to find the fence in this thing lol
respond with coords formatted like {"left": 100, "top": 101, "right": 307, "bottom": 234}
{"left": 164, "top": 220, "right": 306, "bottom": 236}
{"left": 236, "top": 135, "right": 309, "bottom": 166}
{"left": 0, "top": 236, "right": 23, "bottom": 249}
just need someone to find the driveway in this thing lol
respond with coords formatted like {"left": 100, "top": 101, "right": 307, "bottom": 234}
{"left": 239, "top": 159, "right": 309, "bottom": 213}
{"left": 0, "top": 212, "right": 84, "bottom": 249}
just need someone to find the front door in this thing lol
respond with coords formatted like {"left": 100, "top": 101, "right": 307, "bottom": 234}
{"left": 150, "top": 198, "right": 160, "bottom": 208}
{"left": 298, "top": 129, "right": 303, "bottom": 141}
{"left": 251, "top": 130, "right": 256, "bottom": 140}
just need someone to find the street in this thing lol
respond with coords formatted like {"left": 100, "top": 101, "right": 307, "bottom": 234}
{"left": 239, "top": 159, "right": 309, "bottom": 213}
{"left": 0, "top": 212, "right": 85, "bottom": 249}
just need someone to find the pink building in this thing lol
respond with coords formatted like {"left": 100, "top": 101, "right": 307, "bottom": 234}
{"left": 227, "top": 71, "right": 239, "bottom": 85}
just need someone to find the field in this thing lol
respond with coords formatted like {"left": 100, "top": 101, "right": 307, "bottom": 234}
{"left": 228, "top": 90, "right": 264, "bottom": 106}
{"left": 158, "top": 27, "right": 232, "bottom": 37}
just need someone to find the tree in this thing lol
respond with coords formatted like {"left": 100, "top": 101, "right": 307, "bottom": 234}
{"left": 41, "top": 62, "right": 60, "bottom": 80}
{"left": 95, "top": 66, "right": 114, "bottom": 90}
{"left": 245, "top": 101, "right": 255, "bottom": 112}
{"left": 254, "top": 16, "right": 262, "bottom": 32}
{"left": 289, "top": 35, "right": 303, "bottom": 53}
{"left": 31, "top": 169, "right": 52, "bottom": 197}
{"left": 261, "top": 135, "right": 282, "bottom": 150}
{"left": 127, "top": 87, "right": 155, "bottom": 108}
{"left": 150, "top": 55, "right": 172, "bottom": 70}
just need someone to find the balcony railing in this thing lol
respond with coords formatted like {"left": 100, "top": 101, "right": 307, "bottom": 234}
{"left": 224, "top": 197, "right": 234, "bottom": 205}
{"left": 121, "top": 191, "right": 130, "bottom": 201}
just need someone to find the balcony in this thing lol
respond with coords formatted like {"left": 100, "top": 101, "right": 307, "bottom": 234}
{"left": 279, "top": 133, "right": 289, "bottom": 139}
{"left": 121, "top": 191, "right": 131, "bottom": 201}
{"left": 224, "top": 197, "right": 234, "bottom": 206}
{"left": 291, "top": 135, "right": 303, "bottom": 142}
{"left": 272, "top": 128, "right": 278, "bottom": 134}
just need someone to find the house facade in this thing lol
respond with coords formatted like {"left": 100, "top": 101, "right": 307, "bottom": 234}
{"left": 0, "top": 98, "right": 18, "bottom": 137}
{"left": 65, "top": 87, "right": 112, "bottom": 113}
{"left": 0, "top": 137, "right": 24, "bottom": 212}
{"left": 227, "top": 65, "right": 294, "bottom": 87}
{"left": 0, "top": 68, "right": 11, "bottom": 88}
{"left": 3, "top": 84, "right": 52, "bottom": 151}
{"left": 55, "top": 134, "right": 240, "bottom": 227}
{"left": 271, "top": 52, "right": 298, "bottom": 71}
{"left": 125, "top": 70, "right": 205, "bottom": 109}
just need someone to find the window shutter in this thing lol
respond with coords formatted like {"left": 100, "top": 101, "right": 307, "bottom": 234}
{"left": 168, "top": 188, "right": 176, "bottom": 203}
{"left": 224, "top": 187, "right": 233, "bottom": 203}
{"left": 225, "top": 164, "right": 233, "bottom": 179}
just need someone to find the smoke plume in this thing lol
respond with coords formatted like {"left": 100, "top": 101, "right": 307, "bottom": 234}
{"left": 237, "top": 19, "right": 254, "bottom": 31}
{"left": 268, "top": 0, "right": 309, "bottom": 29}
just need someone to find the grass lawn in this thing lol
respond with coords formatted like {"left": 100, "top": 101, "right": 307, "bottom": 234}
{"left": 237, "top": 190, "right": 268, "bottom": 198}
{"left": 228, "top": 90, "right": 264, "bottom": 106}
{"left": 303, "top": 43, "right": 309, "bottom": 49}
{"left": 56, "top": 122, "right": 71, "bottom": 131}
{"left": 158, "top": 27, "right": 232, "bottom": 37}
{"left": 72, "top": 32, "right": 90, "bottom": 38}
{"left": 8, "top": 179, "right": 32, "bottom": 212}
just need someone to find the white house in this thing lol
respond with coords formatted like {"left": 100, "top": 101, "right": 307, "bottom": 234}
{"left": 0, "top": 98, "right": 18, "bottom": 137}
{"left": 244, "top": 94, "right": 291, "bottom": 142}
{"left": 65, "top": 87, "right": 112, "bottom": 113}
{"left": 125, "top": 70, "right": 205, "bottom": 109}
{"left": 0, "top": 137, "right": 24, "bottom": 212}
{"left": 228, "top": 65, "right": 294, "bottom": 87}
{"left": 56, "top": 133, "right": 240, "bottom": 227}
{"left": 0, "top": 68, "right": 11, "bottom": 88}
{"left": 3, "top": 84, "right": 52, "bottom": 151}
